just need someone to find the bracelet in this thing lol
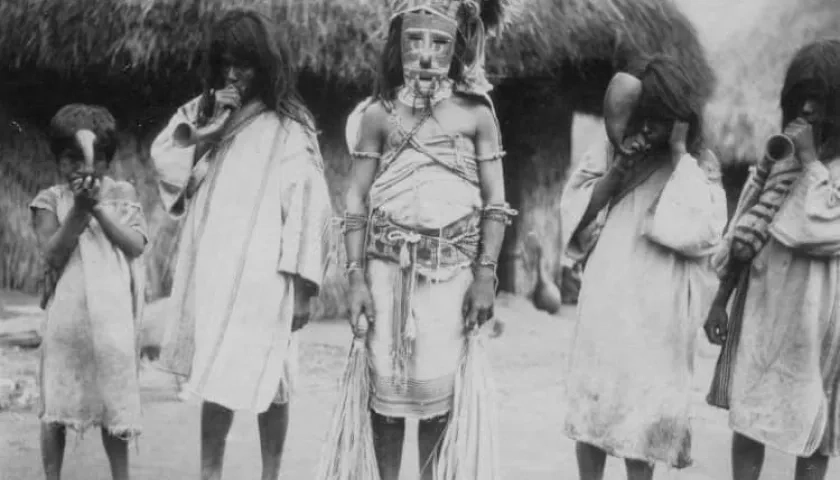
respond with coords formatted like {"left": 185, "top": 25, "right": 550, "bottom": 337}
{"left": 341, "top": 212, "right": 368, "bottom": 234}
{"left": 475, "top": 150, "right": 506, "bottom": 162}
{"left": 472, "top": 255, "right": 499, "bottom": 289}
{"left": 350, "top": 151, "right": 382, "bottom": 161}
{"left": 482, "top": 203, "right": 518, "bottom": 226}
{"left": 345, "top": 261, "right": 364, "bottom": 277}
{"left": 473, "top": 254, "right": 498, "bottom": 272}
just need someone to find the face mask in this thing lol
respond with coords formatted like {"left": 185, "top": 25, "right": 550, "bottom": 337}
{"left": 401, "top": 11, "right": 457, "bottom": 96}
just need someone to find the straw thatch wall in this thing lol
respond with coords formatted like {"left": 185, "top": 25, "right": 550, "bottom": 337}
{"left": 0, "top": 0, "right": 712, "bottom": 119}
{"left": 0, "top": 0, "right": 711, "bottom": 312}
{"left": 703, "top": 0, "right": 840, "bottom": 168}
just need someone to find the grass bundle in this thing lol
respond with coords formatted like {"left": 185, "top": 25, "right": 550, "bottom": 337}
{"left": 313, "top": 332, "right": 380, "bottom": 480}
{"left": 434, "top": 328, "right": 501, "bottom": 480}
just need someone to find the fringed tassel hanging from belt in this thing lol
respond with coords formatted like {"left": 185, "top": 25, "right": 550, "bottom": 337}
{"left": 388, "top": 230, "right": 422, "bottom": 391}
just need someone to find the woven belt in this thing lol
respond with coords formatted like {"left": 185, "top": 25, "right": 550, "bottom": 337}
{"left": 366, "top": 210, "right": 480, "bottom": 389}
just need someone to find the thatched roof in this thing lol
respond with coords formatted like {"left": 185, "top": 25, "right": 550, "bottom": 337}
{"left": 703, "top": 0, "right": 840, "bottom": 166}
{"left": 0, "top": 0, "right": 711, "bottom": 129}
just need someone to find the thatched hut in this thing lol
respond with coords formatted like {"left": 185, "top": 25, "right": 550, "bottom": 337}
{"left": 701, "top": 0, "right": 840, "bottom": 212}
{"left": 0, "top": 0, "right": 712, "bottom": 314}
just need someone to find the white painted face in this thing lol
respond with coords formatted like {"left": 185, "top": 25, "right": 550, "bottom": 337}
{"left": 401, "top": 12, "right": 457, "bottom": 96}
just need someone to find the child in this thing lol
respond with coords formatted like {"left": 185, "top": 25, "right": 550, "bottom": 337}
{"left": 31, "top": 104, "right": 147, "bottom": 480}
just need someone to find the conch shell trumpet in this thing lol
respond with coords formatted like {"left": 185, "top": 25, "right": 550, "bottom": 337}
{"left": 172, "top": 88, "right": 234, "bottom": 147}
{"left": 172, "top": 109, "right": 231, "bottom": 147}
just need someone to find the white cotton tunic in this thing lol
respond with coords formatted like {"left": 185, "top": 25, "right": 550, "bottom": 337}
{"left": 560, "top": 142, "right": 727, "bottom": 467}
{"left": 31, "top": 179, "right": 147, "bottom": 437}
{"left": 723, "top": 158, "right": 840, "bottom": 457}
{"left": 151, "top": 98, "right": 332, "bottom": 414}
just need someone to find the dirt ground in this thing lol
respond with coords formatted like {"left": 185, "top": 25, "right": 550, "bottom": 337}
{"left": 1, "top": 292, "right": 838, "bottom": 480}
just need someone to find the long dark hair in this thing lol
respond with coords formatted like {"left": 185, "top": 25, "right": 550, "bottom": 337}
{"left": 780, "top": 39, "right": 840, "bottom": 153}
{"left": 373, "top": 10, "right": 479, "bottom": 101}
{"left": 201, "top": 9, "right": 314, "bottom": 129}
{"left": 631, "top": 55, "right": 707, "bottom": 157}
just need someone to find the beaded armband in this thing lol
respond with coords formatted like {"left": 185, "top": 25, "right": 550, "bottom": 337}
{"left": 476, "top": 150, "right": 506, "bottom": 162}
{"left": 481, "top": 202, "right": 518, "bottom": 225}
{"left": 350, "top": 151, "right": 382, "bottom": 161}
{"left": 341, "top": 212, "right": 368, "bottom": 234}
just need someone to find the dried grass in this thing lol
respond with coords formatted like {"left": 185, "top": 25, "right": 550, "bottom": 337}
{"left": 0, "top": 0, "right": 711, "bottom": 121}
{"left": 703, "top": 0, "right": 840, "bottom": 166}
{"left": 434, "top": 331, "right": 501, "bottom": 480}
{"left": 313, "top": 336, "right": 379, "bottom": 480}
{"left": 0, "top": 113, "right": 56, "bottom": 292}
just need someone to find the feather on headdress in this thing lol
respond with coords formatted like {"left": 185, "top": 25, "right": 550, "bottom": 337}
{"left": 389, "top": 0, "right": 511, "bottom": 31}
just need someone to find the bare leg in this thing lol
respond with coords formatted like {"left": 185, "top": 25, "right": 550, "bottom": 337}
{"left": 371, "top": 411, "right": 405, "bottom": 480}
{"left": 418, "top": 413, "right": 449, "bottom": 480}
{"left": 795, "top": 451, "right": 829, "bottom": 480}
{"left": 732, "top": 432, "right": 765, "bottom": 480}
{"left": 576, "top": 442, "right": 607, "bottom": 480}
{"left": 41, "top": 423, "right": 66, "bottom": 480}
{"left": 101, "top": 428, "right": 130, "bottom": 480}
{"left": 201, "top": 401, "right": 235, "bottom": 480}
{"left": 257, "top": 402, "right": 289, "bottom": 480}
{"left": 624, "top": 459, "right": 654, "bottom": 480}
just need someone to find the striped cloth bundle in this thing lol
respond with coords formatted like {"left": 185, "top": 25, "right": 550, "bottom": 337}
{"left": 706, "top": 149, "right": 802, "bottom": 409}
{"left": 729, "top": 154, "right": 803, "bottom": 263}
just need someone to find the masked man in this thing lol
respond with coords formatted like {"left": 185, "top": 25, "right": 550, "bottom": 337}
{"left": 342, "top": 1, "right": 513, "bottom": 479}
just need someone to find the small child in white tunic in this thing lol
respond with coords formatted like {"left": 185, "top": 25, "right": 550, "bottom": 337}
{"left": 31, "top": 104, "right": 147, "bottom": 480}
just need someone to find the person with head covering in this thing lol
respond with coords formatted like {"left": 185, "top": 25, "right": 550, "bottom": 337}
{"left": 150, "top": 9, "right": 332, "bottom": 480}
{"left": 703, "top": 39, "right": 840, "bottom": 480}
{"left": 559, "top": 55, "right": 727, "bottom": 479}
{"left": 341, "top": 1, "right": 513, "bottom": 478}
{"left": 31, "top": 104, "right": 147, "bottom": 480}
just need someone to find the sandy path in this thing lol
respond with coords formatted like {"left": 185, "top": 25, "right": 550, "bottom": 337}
{"left": 1, "top": 294, "right": 837, "bottom": 480}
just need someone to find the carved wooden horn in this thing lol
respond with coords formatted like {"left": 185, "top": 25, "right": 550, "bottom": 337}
{"left": 603, "top": 71, "right": 643, "bottom": 153}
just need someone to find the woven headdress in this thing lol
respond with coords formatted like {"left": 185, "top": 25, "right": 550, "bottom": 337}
{"left": 389, "top": 0, "right": 513, "bottom": 94}
{"left": 390, "top": 0, "right": 509, "bottom": 29}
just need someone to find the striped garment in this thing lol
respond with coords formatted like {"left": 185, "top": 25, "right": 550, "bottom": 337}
{"left": 706, "top": 271, "right": 749, "bottom": 409}
{"left": 706, "top": 153, "right": 803, "bottom": 409}
{"left": 730, "top": 155, "right": 803, "bottom": 262}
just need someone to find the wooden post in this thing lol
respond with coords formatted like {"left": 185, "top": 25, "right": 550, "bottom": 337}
{"left": 494, "top": 82, "right": 573, "bottom": 307}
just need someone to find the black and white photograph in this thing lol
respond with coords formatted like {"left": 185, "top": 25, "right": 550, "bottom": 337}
{"left": 1, "top": 0, "right": 840, "bottom": 479}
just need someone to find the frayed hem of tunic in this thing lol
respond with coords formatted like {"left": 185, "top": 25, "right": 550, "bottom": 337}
{"left": 564, "top": 430, "right": 692, "bottom": 470}
{"left": 178, "top": 387, "right": 291, "bottom": 414}
{"left": 40, "top": 415, "right": 142, "bottom": 441}
{"left": 729, "top": 425, "right": 840, "bottom": 458}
